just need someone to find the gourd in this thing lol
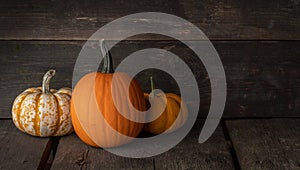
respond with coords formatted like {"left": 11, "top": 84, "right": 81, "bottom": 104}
{"left": 70, "top": 40, "right": 146, "bottom": 147}
{"left": 143, "top": 77, "right": 188, "bottom": 134}
{"left": 12, "top": 70, "right": 73, "bottom": 137}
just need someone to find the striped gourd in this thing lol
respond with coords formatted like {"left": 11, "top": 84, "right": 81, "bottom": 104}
{"left": 12, "top": 70, "right": 73, "bottom": 137}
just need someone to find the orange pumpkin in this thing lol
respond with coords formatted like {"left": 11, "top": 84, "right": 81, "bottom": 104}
{"left": 143, "top": 77, "right": 188, "bottom": 134}
{"left": 71, "top": 40, "right": 146, "bottom": 148}
{"left": 12, "top": 70, "right": 73, "bottom": 137}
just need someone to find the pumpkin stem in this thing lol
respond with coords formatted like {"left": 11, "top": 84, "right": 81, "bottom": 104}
{"left": 150, "top": 76, "right": 155, "bottom": 91}
{"left": 42, "top": 69, "right": 56, "bottom": 93}
{"left": 150, "top": 76, "right": 157, "bottom": 96}
{"left": 100, "top": 39, "right": 114, "bottom": 73}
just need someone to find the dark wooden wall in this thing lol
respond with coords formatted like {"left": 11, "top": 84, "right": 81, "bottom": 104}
{"left": 0, "top": 0, "right": 299, "bottom": 118}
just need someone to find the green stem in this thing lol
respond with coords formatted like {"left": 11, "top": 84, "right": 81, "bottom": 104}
{"left": 42, "top": 69, "right": 56, "bottom": 93}
{"left": 100, "top": 39, "right": 114, "bottom": 73}
{"left": 150, "top": 76, "right": 155, "bottom": 92}
{"left": 150, "top": 76, "right": 157, "bottom": 96}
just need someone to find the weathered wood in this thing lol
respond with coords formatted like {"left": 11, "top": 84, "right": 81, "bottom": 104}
{"left": 226, "top": 119, "right": 300, "bottom": 170}
{"left": 51, "top": 120, "right": 233, "bottom": 169}
{"left": 0, "top": 0, "right": 184, "bottom": 40}
{"left": 0, "top": 120, "right": 51, "bottom": 169}
{"left": 180, "top": 0, "right": 300, "bottom": 40}
{"left": 50, "top": 134, "right": 154, "bottom": 170}
{"left": 0, "top": 0, "right": 299, "bottom": 40}
{"left": 0, "top": 41, "right": 298, "bottom": 118}
{"left": 0, "top": 41, "right": 80, "bottom": 118}
{"left": 153, "top": 121, "right": 234, "bottom": 169}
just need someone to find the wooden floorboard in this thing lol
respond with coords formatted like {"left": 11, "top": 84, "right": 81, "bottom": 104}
{"left": 0, "top": 41, "right": 298, "bottom": 118}
{"left": 226, "top": 119, "right": 300, "bottom": 170}
{"left": 1, "top": 118, "right": 299, "bottom": 169}
{"left": 50, "top": 134, "right": 154, "bottom": 170}
{"left": 51, "top": 120, "right": 234, "bottom": 169}
{"left": 153, "top": 121, "right": 234, "bottom": 170}
{"left": 0, "top": 0, "right": 298, "bottom": 40}
{"left": 0, "top": 120, "right": 51, "bottom": 170}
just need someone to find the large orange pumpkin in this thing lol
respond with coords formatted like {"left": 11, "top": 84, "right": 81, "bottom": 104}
{"left": 143, "top": 77, "right": 188, "bottom": 134}
{"left": 71, "top": 40, "right": 146, "bottom": 148}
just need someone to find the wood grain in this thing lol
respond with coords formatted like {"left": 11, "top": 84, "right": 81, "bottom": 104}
{"left": 0, "top": 40, "right": 298, "bottom": 118}
{"left": 50, "top": 134, "right": 154, "bottom": 170}
{"left": 153, "top": 121, "right": 234, "bottom": 170}
{"left": 0, "top": 0, "right": 299, "bottom": 40}
{"left": 226, "top": 119, "right": 300, "bottom": 170}
{"left": 0, "top": 120, "right": 50, "bottom": 169}
{"left": 0, "top": 0, "right": 184, "bottom": 40}
{"left": 180, "top": 0, "right": 300, "bottom": 40}
{"left": 51, "top": 120, "right": 233, "bottom": 169}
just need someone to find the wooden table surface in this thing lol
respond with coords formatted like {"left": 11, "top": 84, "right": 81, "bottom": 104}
{"left": 0, "top": 0, "right": 299, "bottom": 169}
{"left": 0, "top": 119, "right": 299, "bottom": 169}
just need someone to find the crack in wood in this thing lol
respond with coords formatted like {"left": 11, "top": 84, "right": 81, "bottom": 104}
{"left": 221, "top": 120, "right": 242, "bottom": 170}
{"left": 152, "top": 159, "right": 156, "bottom": 170}
{"left": 37, "top": 137, "right": 60, "bottom": 170}
{"left": 75, "top": 149, "right": 90, "bottom": 170}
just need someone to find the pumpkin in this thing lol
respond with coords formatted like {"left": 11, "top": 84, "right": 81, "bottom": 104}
{"left": 143, "top": 77, "right": 188, "bottom": 134}
{"left": 70, "top": 39, "right": 146, "bottom": 148}
{"left": 12, "top": 70, "right": 73, "bottom": 137}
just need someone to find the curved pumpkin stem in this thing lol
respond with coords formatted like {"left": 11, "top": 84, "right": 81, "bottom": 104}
{"left": 42, "top": 69, "right": 56, "bottom": 93}
{"left": 150, "top": 76, "right": 157, "bottom": 96}
{"left": 150, "top": 76, "right": 155, "bottom": 92}
{"left": 100, "top": 39, "right": 114, "bottom": 73}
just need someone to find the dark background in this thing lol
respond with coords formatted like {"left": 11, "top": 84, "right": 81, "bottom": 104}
{"left": 0, "top": 0, "right": 299, "bottom": 169}
{"left": 0, "top": 0, "right": 299, "bottom": 118}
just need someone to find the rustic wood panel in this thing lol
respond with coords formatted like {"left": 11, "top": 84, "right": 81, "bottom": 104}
{"left": 0, "top": 0, "right": 299, "bottom": 40}
{"left": 0, "top": 0, "right": 184, "bottom": 40}
{"left": 153, "top": 121, "right": 234, "bottom": 169}
{"left": 0, "top": 120, "right": 51, "bottom": 169}
{"left": 50, "top": 135, "right": 154, "bottom": 170}
{"left": 51, "top": 120, "right": 233, "bottom": 169}
{"left": 0, "top": 41, "right": 298, "bottom": 118}
{"left": 180, "top": 0, "right": 300, "bottom": 40}
{"left": 0, "top": 41, "right": 80, "bottom": 118}
{"left": 226, "top": 119, "right": 300, "bottom": 170}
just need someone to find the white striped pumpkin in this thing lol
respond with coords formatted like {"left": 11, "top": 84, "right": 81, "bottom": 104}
{"left": 12, "top": 70, "right": 73, "bottom": 137}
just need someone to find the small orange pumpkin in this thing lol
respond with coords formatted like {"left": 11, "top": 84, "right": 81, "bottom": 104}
{"left": 143, "top": 77, "right": 188, "bottom": 134}
{"left": 71, "top": 40, "right": 146, "bottom": 148}
{"left": 12, "top": 70, "right": 73, "bottom": 137}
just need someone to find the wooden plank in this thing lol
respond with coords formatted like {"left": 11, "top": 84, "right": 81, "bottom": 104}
{"left": 180, "top": 0, "right": 300, "bottom": 40}
{"left": 0, "top": 0, "right": 184, "bottom": 40}
{"left": 0, "top": 41, "right": 298, "bottom": 118}
{"left": 226, "top": 119, "right": 300, "bottom": 170}
{"left": 51, "top": 120, "right": 233, "bottom": 169}
{"left": 50, "top": 134, "right": 154, "bottom": 169}
{"left": 0, "top": 0, "right": 299, "bottom": 40}
{"left": 0, "top": 41, "right": 80, "bottom": 118}
{"left": 0, "top": 120, "right": 51, "bottom": 169}
{"left": 153, "top": 121, "right": 234, "bottom": 169}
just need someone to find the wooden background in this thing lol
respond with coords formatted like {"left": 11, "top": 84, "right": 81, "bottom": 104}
{"left": 0, "top": 0, "right": 299, "bottom": 118}
{"left": 0, "top": 1, "right": 299, "bottom": 170}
